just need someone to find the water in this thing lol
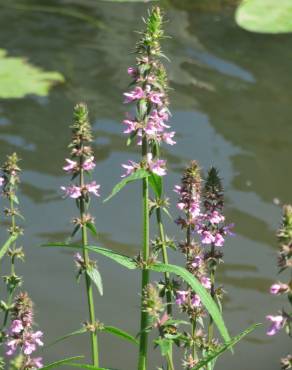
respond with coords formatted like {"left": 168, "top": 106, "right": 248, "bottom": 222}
{"left": 0, "top": 1, "right": 291, "bottom": 369}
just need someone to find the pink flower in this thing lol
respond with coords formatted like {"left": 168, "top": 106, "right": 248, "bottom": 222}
{"left": 191, "top": 255, "right": 203, "bottom": 269}
{"left": 266, "top": 315, "right": 285, "bottom": 336}
{"left": 200, "top": 276, "right": 211, "bottom": 290}
{"left": 201, "top": 230, "right": 215, "bottom": 245}
{"left": 175, "top": 290, "right": 188, "bottom": 305}
{"left": 270, "top": 283, "right": 289, "bottom": 295}
{"left": 162, "top": 131, "right": 176, "bottom": 145}
{"left": 83, "top": 156, "right": 96, "bottom": 171}
{"left": 63, "top": 158, "right": 77, "bottom": 173}
{"left": 148, "top": 91, "right": 164, "bottom": 106}
{"left": 147, "top": 153, "right": 167, "bottom": 176}
{"left": 121, "top": 160, "right": 139, "bottom": 178}
{"left": 61, "top": 185, "right": 82, "bottom": 199}
{"left": 25, "top": 357, "right": 43, "bottom": 369}
{"left": 86, "top": 181, "right": 100, "bottom": 197}
{"left": 209, "top": 211, "right": 225, "bottom": 224}
{"left": 10, "top": 320, "right": 23, "bottom": 334}
{"left": 0, "top": 176, "right": 4, "bottom": 187}
{"left": 214, "top": 233, "right": 225, "bottom": 247}
{"left": 123, "top": 119, "right": 137, "bottom": 134}
{"left": 123, "top": 86, "right": 144, "bottom": 103}
{"left": 173, "top": 185, "right": 182, "bottom": 194}
{"left": 23, "top": 331, "right": 44, "bottom": 355}
{"left": 191, "top": 295, "right": 201, "bottom": 307}
{"left": 190, "top": 200, "right": 200, "bottom": 218}
{"left": 127, "top": 67, "right": 138, "bottom": 78}
{"left": 6, "top": 339, "right": 19, "bottom": 356}
{"left": 74, "top": 252, "right": 83, "bottom": 265}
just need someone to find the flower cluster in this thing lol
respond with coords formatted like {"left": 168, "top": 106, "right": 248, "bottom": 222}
{"left": 5, "top": 292, "right": 43, "bottom": 369}
{"left": 121, "top": 7, "right": 175, "bottom": 178}
{"left": 61, "top": 103, "right": 100, "bottom": 201}
{"left": 197, "top": 167, "right": 233, "bottom": 249}
{"left": 266, "top": 205, "right": 291, "bottom": 368}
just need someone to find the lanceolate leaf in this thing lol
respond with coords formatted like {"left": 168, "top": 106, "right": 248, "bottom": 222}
{"left": 103, "top": 169, "right": 149, "bottom": 202}
{"left": 150, "top": 263, "right": 231, "bottom": 343}
{"left": 41, "top": 243, "right": 137, "bottom": 270}
{"left": 65, "top": 364, "right": 118, "bottom": 370}
{"left": 149, "top": 173, "right": 162, "bottom": 198}
{"left": 235, "top": 0, "right": 292, "bottom": 34}
{"left": 191, "top": 324, "right": 261, "bottom": 369}
{"left": 0, "top": 233, "right": 18, "bottom": 260}
{"left": 86, "top": 267, "right": 103, "bottom": 296}
{"left": 86, "top": 245, "right": 137, "bottom": 270}
{"left": 47, "top": 328, "right": 87, "bottom": 347}
{"left": 102, "top": 325, "right": 138, "bottom": 345}
{"left": 39, "top": 356, "right": 84, "bottom": 370}
{"left": 85, "top": 222, "right": 98, "bottom": 237}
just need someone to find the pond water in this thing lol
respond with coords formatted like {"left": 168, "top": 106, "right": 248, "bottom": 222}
{"left": 0, "top": 1, "right": 291, "bottom": 369}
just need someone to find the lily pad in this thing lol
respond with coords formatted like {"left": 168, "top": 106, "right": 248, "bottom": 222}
{"left": 0, "top": 49, "right": 64, "bottom": 98}
{"left": 235, "top": 0, "right": 292, "bottom": 34}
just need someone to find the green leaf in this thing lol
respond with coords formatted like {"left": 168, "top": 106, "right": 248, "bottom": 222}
{"left": 0, "top": 234, "right": 18, "bottom": 260}
{"left": 41, "top": 243, "right": 137, "bottom": 270}
{"left": 235, "top": 0, "right": 292, "bottom": 34}
{"left": 86, "top": 267, "right": 103, "bottom": 296}
{"left": 65, "top": 364, "right": 117, "bottom": 370}
{"left": 47, "top": 328, "right": 87, "bottom": 347}
{"left": 39, "top": 356, "right": 84, "bottom": 370}
{"left": 86, "top": 245, "right": 137, "bottom": 270}
{"left": 85, "top": 222, "right": 98, "bottom": 237}
{"left": 102, "top": 325, "right": 138, "bottom": 345}
{"left": 155, "top": 338, "right": 172, "bottom": 356}
{"left": 191, "top": 324, "right": 261, "bottom": 369}
{"left": 0, "top": 49, "right": 64, "bottom": 99}
{"left": 149, "top": 173, "right": 162, "bottom": 198}
{"left": 150, "top": 263, "right": 231, "bottom": 343}
{"left": 103, "top": 169, "right": 149, "bottom": 202}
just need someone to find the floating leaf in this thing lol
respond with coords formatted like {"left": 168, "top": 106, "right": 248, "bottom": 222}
{"left": 149, "top": 173, "right": 162, "bottom": 198}
{"left": 191, "top": 324, "right": 261, "bottom": 369}
{"left": 0, "top": 49, "right": 64, "bottom": 99}
{"left": 150, "top": 263, "right": 231, "bottom": 343}
{"left": 0, "top": 233, "right": 18, "bottom": 260}
{"left": 102, "top": 326, "right": 138, "bottom": 345}
{"left": 103, "top": 169, "right": 149, "bottom": 202}
{"left": 39, "top": 356, "right": 84, "bottom": 370}
{"left": 235, "top": 0, "right": 292, "bottom": 34}
{"left": 86, "top": 267, "right": 103, "bottom": 296}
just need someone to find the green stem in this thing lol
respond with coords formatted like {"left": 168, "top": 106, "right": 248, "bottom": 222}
{"left": 138, "top": 137, "right": 150, "bottom": 370}
{"left": 208, "top": 245, "right": 216, "bottom": 346}
{"left": 166, "top": 347, "right": 175, "bottom": 370}
{"left": 80, "top": 166, "right": 99, "bottom": 367}
{"left": 156, "top": 207, "right": 172, "bottom": 315}
{"left": 156, "top": 207, "right": 175, "bottom": 370}
{"left": 192, "top": 319, "right": 198, "bottom": 361}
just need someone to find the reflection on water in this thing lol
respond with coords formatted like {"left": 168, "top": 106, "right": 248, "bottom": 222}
{"left": 0, "top": 1, "right": 291, "bottom": 369}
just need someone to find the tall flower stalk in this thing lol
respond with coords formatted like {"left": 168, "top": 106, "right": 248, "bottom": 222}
{"left": 266, "top": 205, "right": 292, "bottom": 369}
{"left": 174, "top": 164, "right": 233, "bottom": 368}
{"left": 61, "top": 103, "right": 101, "bottom": 367}
{"left": 121, "top": 7, "right": 174, "bottom": 370}
{"left": 0, "top": 153, "right": 24, "bottom": 330}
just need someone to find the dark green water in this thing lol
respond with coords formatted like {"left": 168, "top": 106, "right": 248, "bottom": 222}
{"left": 0, "top": 1, "right": 291, "bottom": 369}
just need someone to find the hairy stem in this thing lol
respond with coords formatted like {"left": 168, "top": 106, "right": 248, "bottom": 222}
{"left": 208, "top": 244, "right": 216, "bottom": 346}
{"left": 80, "top": 164, "right": 99, "bottom": 367}
{"left": 138, "top": 137, "right": 150, "bottom": 370}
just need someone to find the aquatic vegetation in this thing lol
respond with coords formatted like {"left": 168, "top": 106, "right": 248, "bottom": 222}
{"left": 235, "top": 0, "right": 292, "bottom": 34}
{"left": 0, "top": 49, "right": 64, "bottom": 99}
